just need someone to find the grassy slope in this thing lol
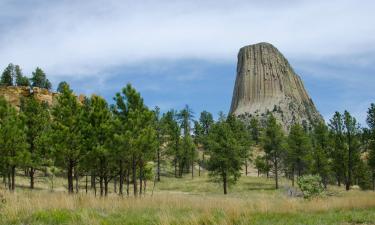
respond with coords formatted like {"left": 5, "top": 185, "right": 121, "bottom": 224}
{"left": 1, "top": 174, "right": 375, "bottom": 225}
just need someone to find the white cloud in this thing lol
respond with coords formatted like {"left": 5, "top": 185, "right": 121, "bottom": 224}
{"left": 0, "top": 0, "right": 374, "bottom": 79}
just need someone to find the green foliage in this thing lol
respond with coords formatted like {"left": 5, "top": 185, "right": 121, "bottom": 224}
{"left": 287, "top": 123, "right": 311, "bottom": 177}
{"left": 262, "top": 114, "right": 285, "bottom": 189}
{"left": 30, "top": 67, "right": 52, "bottom": 90}
{"left": 206, "top": 115, "right": 250, "bottom": 194}
{"left": 57, "top": 81, "right": 69, "bottom": 93}
{"left": 328, "top": 112, "right": 347, "bottom": 186}
{"left": 254, "top": 156, "right": 270, "bottom": 176}
{"left": 15, "top": 65, "right": 30, "bottom": 86}
{"left": 297, "top": 175, "right": 325, "bottom": 199}
{"left": 20, "top": 96, "right": 52, "bottom": 188}
{"left": 311, "top": 122, "right": 330, "bottom": 186}
{"left": 0, "top": 63, "right": 15, "bottom": 86}
{"left": 249, "top": 117, "right": 261, "bottom": 144}
{"left": 0, "top": 97, "right": 29, "bottom": 190}
{"left": 51, "top": 83, "right": 84, "bottom": 193}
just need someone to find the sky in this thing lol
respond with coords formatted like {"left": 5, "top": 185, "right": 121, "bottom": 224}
{"left": 0, "top": 0, "right": 374, "bottom": 125}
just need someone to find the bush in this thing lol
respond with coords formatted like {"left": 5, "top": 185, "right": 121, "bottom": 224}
{"left": 297, "top": 175, "right": 325, "bottom": 199}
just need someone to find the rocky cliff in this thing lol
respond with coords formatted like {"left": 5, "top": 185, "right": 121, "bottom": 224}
{"left": 0, "top": 86, "right": 58, "bottom": 108}
{"left": 0, "top": 86, "right": 85, "bottom": 109}
{"left": 229, "top": 42, "right": 323, "bottom": 131}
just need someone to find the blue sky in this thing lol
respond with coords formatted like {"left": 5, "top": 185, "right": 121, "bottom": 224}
{"left": 0, "top": 0, "right": 374, "bottom": 125}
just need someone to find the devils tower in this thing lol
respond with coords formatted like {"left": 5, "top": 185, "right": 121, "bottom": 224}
{"left": 229, "top": 42, "right": 323, "bottom": 131}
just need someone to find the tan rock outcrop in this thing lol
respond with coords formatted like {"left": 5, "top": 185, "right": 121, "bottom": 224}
{"left": 230, "top": 42, "right": 323, "bottom": 131}
{"left": 0, "top": 86, "right": 81, "bottom": 109}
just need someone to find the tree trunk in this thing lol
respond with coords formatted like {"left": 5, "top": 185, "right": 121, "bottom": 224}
{"left": 274, "top": 157, "right": 279, "bottom": 190}
{"left": 144, "top": 180, "right": 146, "bottom": 195}
{"left": 139, "top": 163, "right": 143, "bottom": 196}
{"left": 85, "top": 175, "right": 88, "bottom": 194}
{"left": 91, "top": 173, "right": 95, "bottom": 189}
{"left": 291, "top": 167, "right": 295, "bottom": 187}
{"left": 75, "top": 172, "right": 79, "bottom": 193}
{"left": 119, "top": 162, "right": 124, "bottom": 196}
{"left": 99, "top": 176, "right": 104, "bottom": 196}
{"left": 132, "top": 155, "right": 137, "bottom": 196}
{"left": 157, "top": 148, "right": 161, "bottom": 182}
{"left": 7, "top": 172, "right": 11, "bottom": 191}
{"left": 174, "top": 157, "right": 178, "bottom": 178}
{"left": 30, "top": 167, "right": 35, "bottom": 189}
{"left": 11, "top": 166, "right": 16, "bottom": 191}
{"left": 191, "top": 160, "right": 194, "bottom": 179}
{"left": 104, "top": 176, "right": 108, "bottom": 196}
{"left": 126, "top": 168, "right": 130, "bottom": 197}
{"left": 114, "top": 176, "right": 117, "bottom": 193}
{"left": 223, "top": 172, "right": 227, "bottom": 195}
{"left": 198, "top": 160, "right": 201, "bottom": 176}
{"left": 245, "top": 159, "right": 248, "bottom": 176}
{"left": 67, "top": 162, "right": 74, "bottom": 194}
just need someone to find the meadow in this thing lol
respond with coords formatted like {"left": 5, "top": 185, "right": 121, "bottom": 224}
{"left": 1, "top": 173, "right": 375, "bottom": 225}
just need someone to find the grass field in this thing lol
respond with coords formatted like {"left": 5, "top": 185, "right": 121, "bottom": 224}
{"left": 1, "top": 173, "right": 375, "bottom": 225}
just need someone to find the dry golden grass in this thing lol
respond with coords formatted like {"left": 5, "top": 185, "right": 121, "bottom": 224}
{"left": 1, "top": 174, "right": 375, "bottom": 224}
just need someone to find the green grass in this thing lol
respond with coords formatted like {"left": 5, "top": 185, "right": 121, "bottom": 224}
{"left": 1, "top": 172, "right": 375, "bottom": 225}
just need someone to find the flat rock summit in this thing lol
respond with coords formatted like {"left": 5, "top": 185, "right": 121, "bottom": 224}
{"left": 230, "top": 42, "right": 323, "bottom": 131}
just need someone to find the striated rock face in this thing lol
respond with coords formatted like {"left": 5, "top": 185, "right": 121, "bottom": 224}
{"left": 229, "top": 42, "right": 323, "bottom": 131}
{"left": 0, "top": 86, "right": 58, "bottom": 109}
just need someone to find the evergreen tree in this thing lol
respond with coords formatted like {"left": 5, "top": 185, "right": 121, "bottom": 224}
{"left": 113, "top": 84, "right": 157, "bottom": 196}
{"left": 51, "top": 83, "right": 84, "bottom": 193}
{"left": 1, "top": 63, "right": 15, "bottom": 86}
{"left": 194, "top": 111, "right": 214, "bottom": 175}
{"left": 161, "top": 110, "right": 182, "bottom": 178}
{"left": 367, "top": 103, "right": 375, "bottom": 190}
{"left": 311, "top": 122, "right": 330, "bottom": 188}
{"left": 254, "top": 156, "right": 270, "bottom": 177}
{"left": 154, "top": 106, "right": 164, "bottom": 182}
{"left": 20, "top": 96, "right": 51, "bottom": 189}
{"left": 262, "top": 114, "right": 285, "bottom": 189}
{"left": 178, "top": 105, "right": 196, "bottom": 177}
{"left": 329, "top": 112, "right": 346, "bottom": 187}
{"left": 57, "top": 81, "right": 69, "bottom": 93}
{"left": 343, "top": 111, "right": 361, "bottom": 191}
{"left": 84, "top": 95, "right": 114, "bottom": 196}
{"left": 15, "top": 65, "right": 30, "bottom": 86}
{"left": 0, "top": 97, "right": 28, "bottom": 191}
{"left": 206, "top": 116, "right": 249, "bottom": 194}
{"left": 287, "top": 123, "right": 311, "bottom": 186}
{"left": 249, "top": 117, "right": 261, "bottom": 145}
{"left": 30, "top": 67, "right": 52, "bottom": 90}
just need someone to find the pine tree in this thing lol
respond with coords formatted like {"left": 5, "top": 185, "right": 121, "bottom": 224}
{"left": 15, "top": 65, "right": 30, "bottom": 86}
{"left": 178, "top": 105, "right": 196, "bottom": 177}
{"left": 51, "top": 83, "right": 84, "bottom": 193}
{"left": 113, "top": 84, "right": 157, "bottom": 196}
{"left": 84, "top": 95, "right": 114, "bottom": 196}
{"left": 0, "top": 97, "right": 28, "bottom": 191}
{"left": 287, "top": 123, "right": 311, "bottom": 186}
{"left": 57, "top": 81, "right": 69, "bottom": 93}
{"left": 329, "top": 112, "right": 346, "bottom": 187}
{"left": 206, "top": 116, "right": 249, "bottom": 194}
{"left": 20, "top": 96, "right": 51, "bottom": 189}
{"left": 1, "top": 63, "right": 15, "bottom": 86}
{"left": 262, "top": 114, "right": 285, "bottom": 189}
{"left": 249, "top": 117, "right": 261, "bottom": 145}
{"left": 343, "top": 111, "right": 361, "bottom": 191}
{"left": 31, "top": 67, "right": 52, "bottom": 90}
{"left": 161, "top": 110, "right": 181, "bottom": 178}
{"left": 311, "top": 122, "right": 330, "bottom": 188}
{"left": 367, "top": 103, "right": 375, "bottom": 190}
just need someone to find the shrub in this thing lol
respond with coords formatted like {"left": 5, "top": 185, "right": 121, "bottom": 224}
{"left": 297, "top": 175, "right": 325, "bottom": 199}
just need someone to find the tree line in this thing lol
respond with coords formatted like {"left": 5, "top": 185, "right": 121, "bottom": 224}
{"left": 0, "top": 64, "right": 375, "bottom": 195}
